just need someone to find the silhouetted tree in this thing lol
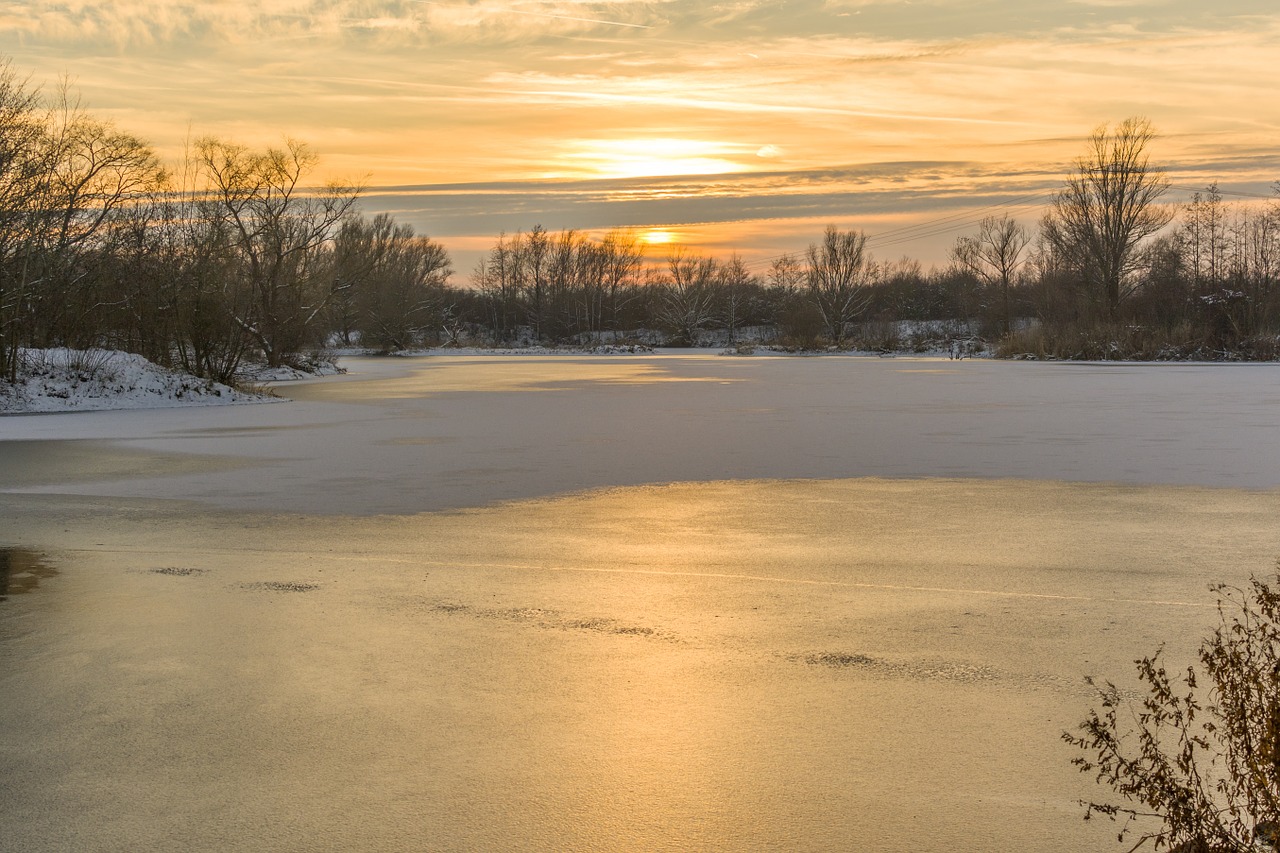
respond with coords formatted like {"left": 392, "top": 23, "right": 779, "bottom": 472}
{"left": 716, "top": 253, "right": 760, "bottom": 344}
{"left": 0, "top": 67, "right": 164, "bottom": 377}
{"left": 953, "top": 214, "right": 1031, "bottom": 335}
{"left": 656, "top": 250, "right": 718, "bottom": 345}
{"left": 805, "top": 226, "right": 875, "bottom": 345}
{"left": 195, "top": 137, "right": 360, "bottom": 366}
{"left": 1066, "top": 572, "right": 1280, "bottom": 852}
{"left": 1042, "top": 118, "right": 1173, "bottom": 316}
{"left": 330, "top": 213, "right": 450, "bottom": 351}
{"left": 0, "top": 61, "right": 47, "bottom": 380}
{"left": 599, "top": 230, "right": 645, "bottom": 336}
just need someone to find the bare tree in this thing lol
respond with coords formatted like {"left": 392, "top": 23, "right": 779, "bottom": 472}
{"left": 0, "top": 66, "right": 164, "bottom": 377}
{"left": 769, "top": 252, "right": 805, "bottom": 292}
{"left": 0, "top": 61, "right": 46, "bottom": 380}
{"left": 170, "top": 201, "right": 253, "bottom": 383}
{"left": 656, "top": 250, "right": 718, "bottom": 345}
{"left": 195, "top": 137, "right": 360, "bottom": 366}
{"left": 331, "top": 213, "right": 450, "bottom": 351}
{"left": 473, "top": 232, "right": 521, "bottom": 343}
{"left": 40, "top": 86, "right": 165, "bottom": 261}
{"left": 1042, "top": 117, "right": 1173, "bottom": 316}
{"left": 806, "top": 226, "right": 875, "bottom": 346}
{"left": 31, "top": 87, "right": 166, "bottom": 349}
{"left": 518, "top": 224, "right": 551, "bottom": 341}
{"left": 1174, "top": 184, "right": 1280, "bottom": 342}
{"left": 543, "top": 228, "right": 588, "bottom": 342}
{"left": 1239, "top": 185, "right": 1280, "bottom": 332}
{"left": 952, "top": 214, "right": 1031, "bottom": 335}
{"left": 1182, "top": 183, "right": 1229, "bottom": 295}
{"left": 716, "top": 253, "right": 759, "bottom": 344}
{"left": 599, "top": 230, "right": 644, "bottom": 335}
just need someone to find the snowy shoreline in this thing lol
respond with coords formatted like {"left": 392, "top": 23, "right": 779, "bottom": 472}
{"left": 0, "top": 349, "right": 278, "bottom": 415}
{"left": 0, "top": 344, "right": 932, "bottom": 415}
{"left": 4, "top": 344, "right": 1274, "bottom": 416}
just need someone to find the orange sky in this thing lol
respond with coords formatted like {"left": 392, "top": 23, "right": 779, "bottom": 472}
{"left": 2, "top": 1, "right": 1278, "bottom": 274}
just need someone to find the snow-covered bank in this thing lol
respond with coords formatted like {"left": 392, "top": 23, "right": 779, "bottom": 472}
{"left": 328, "top": 343, "right": 657, "bottom": 358}
{"left": 0, "top": 349, "right": 276, "bottom": 414}
{"left": 0, "top": 345, "right": 655, "bottom": 414}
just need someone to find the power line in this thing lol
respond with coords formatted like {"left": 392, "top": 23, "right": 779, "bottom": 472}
{"left": 737, "top": 187, "right": 1056, "bottom": 273}
{"left": 865, "top": 189, "right": 1051, "bottom": 242}
{"left": 867, "top": 193, "right": 1055, "bottom": 251}
{"left": 1167, "top": 183, "right": 1278, "bottom": 201}
{"left": 738, "top": 180, "right": 1275, "bottom": 274}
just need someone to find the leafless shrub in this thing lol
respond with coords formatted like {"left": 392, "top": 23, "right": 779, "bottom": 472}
{"left": 1065, "top": 570, "right": 1280, "bottom": 852}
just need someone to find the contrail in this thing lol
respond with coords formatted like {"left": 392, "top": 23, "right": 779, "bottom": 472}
{"left": 415, "top": 1, "right": 653, "bottom": 29}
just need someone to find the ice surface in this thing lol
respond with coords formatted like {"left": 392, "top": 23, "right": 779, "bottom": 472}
{"left": 2, "top": 353, "right": 1277, "bottom": 513}
{"left": 3, "top": 353, "right": 1280, "bottom": 852}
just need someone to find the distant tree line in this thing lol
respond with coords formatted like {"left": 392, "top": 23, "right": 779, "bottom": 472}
{"left": 387, "top": 118, "right": 1280, "bottom": 360}
{"left": 4, "top": 57, "right": 1280, "bottom": 387}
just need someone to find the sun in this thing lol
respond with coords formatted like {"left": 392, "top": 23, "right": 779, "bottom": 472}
{"left": 641, "top": 229, "right": 676, "bottom": 245}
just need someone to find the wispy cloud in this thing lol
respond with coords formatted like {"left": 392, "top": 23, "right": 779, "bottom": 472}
{"left": 415, "top": 0, "right": 654, "bottom": 30}
{"left": 0, "top": 0, "right": 1276, "bottom": 268}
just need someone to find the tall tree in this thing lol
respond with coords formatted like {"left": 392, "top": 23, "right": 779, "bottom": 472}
{"left": 1042, "top": 117, "right": 1172, "bottom": 316}
{"left": 30, "top": 88, "right": 166, "bottom": 349}
{"left": 0, "top": 61, "right": 46, "bottom": 380}
{"left": 599, "top": 230, "right": 644, "bottom": 335}
{"left": 196, "top": 137, "right": 360, "bottom": 367}
{"left": 716, "top": 253, "right": 759, "bottom": 344}
{"left": 518, "top": 224, "right": 551, "bottom": 341}
{"left": 473, "top": 232, "right": 521, "bottom": 343}
{"left": 656, "top": 250, "right": 718, "bottom": 345}
{"left": 805, "top": 226, "right": 875, "bottom": 346}
{"left": 952, "top": 214, "right": 1031, "bottom": 335}
{"left": 0, "top": 67, "right": 164, "bottom": 377}
{"left": 332, "top": 213, "right": 451, "bottom": 351}
{"left": 1181, "top": 183, "right": 1228, "bottom": 294}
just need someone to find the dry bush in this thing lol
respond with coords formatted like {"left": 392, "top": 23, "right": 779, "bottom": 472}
{"left": 1065, "top": 571, "right": 1280, "bottom": 852}
{"left": 997, "top": 322, "right": 1280, "bottom": 361}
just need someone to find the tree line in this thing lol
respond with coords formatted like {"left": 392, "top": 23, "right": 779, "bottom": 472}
{"left": 0, "top": 61, "right": 448, "bottom": 383}
{"left": 4, "top": 59, "right": 1280, "bottom": 386}
{"left": 469, "top": 119, "right": 1280, "bottom": 359}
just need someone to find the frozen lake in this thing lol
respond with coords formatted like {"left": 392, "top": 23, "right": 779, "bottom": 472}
{"left": 3, "top": 353, "right": 1280, "bottom": 851}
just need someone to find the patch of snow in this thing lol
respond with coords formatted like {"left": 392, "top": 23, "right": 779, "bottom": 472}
{"left": 0, "top": 348, "right": 278, "bottom": 414}
{"left": 245, "top": 360, "right": 345, "bottom": 383}
{"left": 376, "top": 344, "right": 656, "bottom": 357}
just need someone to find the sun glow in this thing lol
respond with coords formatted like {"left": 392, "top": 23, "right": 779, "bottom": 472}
{"left": 568, "top": 138, "right": 744, "bottom": 179}
{"left": 641, "top": 229, "right": 676, "bottom": 245}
